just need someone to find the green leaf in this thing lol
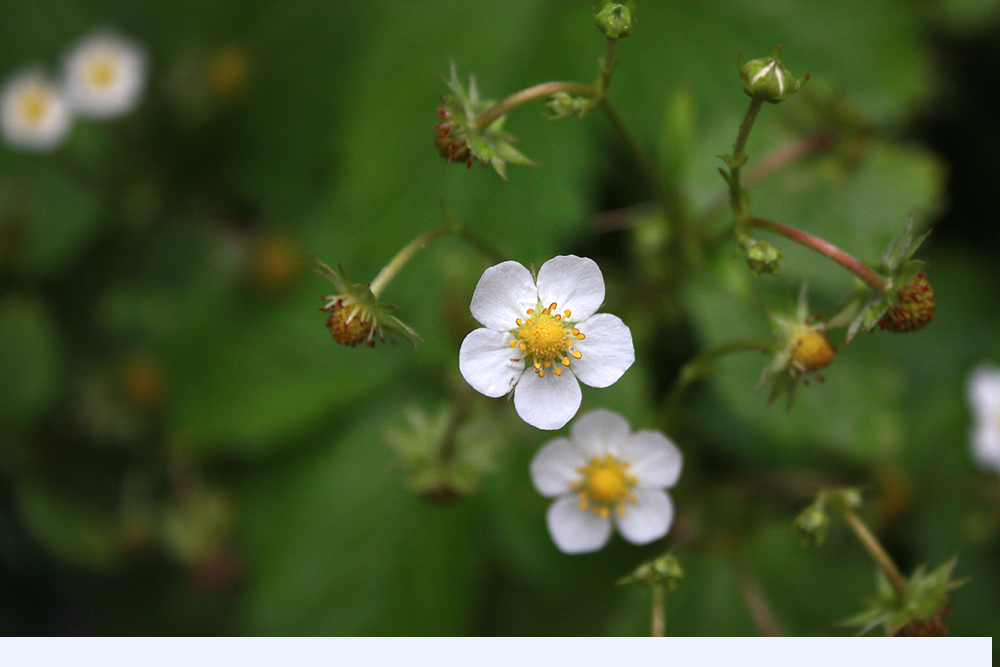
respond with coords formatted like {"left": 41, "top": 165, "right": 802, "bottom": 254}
{"left": 0, "top": 294, "right": 63, "bottom": 429}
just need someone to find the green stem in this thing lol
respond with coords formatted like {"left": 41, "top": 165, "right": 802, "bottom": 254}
{"left": 729, "top": 97, "right": 765, "bottom": 223}
{"left": 596, "top": 37, "right": 618, "bottom": 96}
{"left": 470, "top": 81, "right": 596, "bottom": 132}
{"left": 651, "top": 584, "right": 665, "bottom": 637}
{"left": 835, "top": 503, "right": 908, "bottom": 601}
{"left": 370, "top": 223, "right": 454, "bottom": 298}
{"left": 748, "top": 217, "right": 888, "bottom": 292}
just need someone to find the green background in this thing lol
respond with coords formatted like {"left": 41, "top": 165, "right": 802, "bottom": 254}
{"left": 2, "top": 0, "right": 999, "bottom": 636}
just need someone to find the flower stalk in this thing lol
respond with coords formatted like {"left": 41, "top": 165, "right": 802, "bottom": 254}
{"left": 832, "top": 497, "right": 908, "bottom": 600}
{"left": 469, "top": 81, "right": 597, "bottom": 133}
{"left": 748, "top": 217, "right": 888, "bottom": 293}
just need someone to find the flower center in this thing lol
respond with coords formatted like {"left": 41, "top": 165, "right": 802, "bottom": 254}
{"left": 572, "top": 454, "right": 637, "bottom": 517}
{"left": 325, "top": 298, "right": 374, "bottom": 347}
{"left": 19, "top": 88, "right": 49, "bottom": 123}
{"left": 87, "top": 55, "right": 118, "bottom": 88}
{"left": 508, "top": 302, "right": 584, "bottom": 378}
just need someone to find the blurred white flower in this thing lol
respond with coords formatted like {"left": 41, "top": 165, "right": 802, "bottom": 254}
{"left": 530, "top": 409, "right": 682, "bottom": 554}
{"left": 459, "top": 255, "right": 634, "bottom": 430}
{"left": 62, "top": 31, "right": 147, "bottom": 119}
{"left": 967, "top": 363, "right": 1000, "bottom": 474}
{"left": 0, "top": 68, "right": 72, "bottom": 152}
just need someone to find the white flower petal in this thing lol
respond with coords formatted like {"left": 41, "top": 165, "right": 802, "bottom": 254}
{"left": 459, "top": 328, "right": 524, "bottom": 398}
{"left": 62, "top": 32, "right": 147, "bottom": 119}
{"left": 0, "top": 69, "right": 72, "bottom": 153}
{"left": 469, "top": 261, "right": 538, "bottom": 331}
{"left": 530, "top": 438, "right": 583, "bottom": 497}
{"left": 615, "top": 489, "right": 673, "bottom": 545}
{"left": 569, "top": 409, "right": 631, "bottom": 459}
{"left": 625, "top": 430, "right": 683, "bottom": 489}
{"left": 570, "top": 313, "right": 634, "bottom": 388}
{"left": 546, "top": 495, "right": 612, "bottom": 554}
{"left": 513, "top": 368, "right": 582, "bottom": 430}
{"left": 972, "top": 425, "right": 1000, "bottom": 473}
{"left": 536, "top": 255, "right": 605, "bottom": 321}
{"left": 967, "top": 364, "right": 1000, "bottom": 415}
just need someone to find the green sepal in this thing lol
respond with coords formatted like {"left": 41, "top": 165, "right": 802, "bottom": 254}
{"left": 312, "top": 255, "right": 422, "bottom": 348}
{"left": 835, "top": 218, "right": 931, "bottom": 343}
{"left": 842, "top": 557, "right": 968, "bottom": 636}
{"left": 436, "top": 62, "right": 535, "bottom": 180}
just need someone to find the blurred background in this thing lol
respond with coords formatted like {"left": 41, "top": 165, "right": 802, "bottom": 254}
{"left": 1, "top": 0, "right": 999, "bottom": 635}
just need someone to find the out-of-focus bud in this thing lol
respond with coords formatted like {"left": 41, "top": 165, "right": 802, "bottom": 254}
{"left": 793, "top": 503, "right": 830, "bottom": 547}
{"left": 738, "top": 45, "right": 809, "bottom": 104}
{"left": 745, "top": 239, "right": 783, "bottom": 278}
{"left": 618, "top": 553, "right": 684, "bottom": 591}
{"left": 594, "top": 3, "right": 636, "bottom": 40}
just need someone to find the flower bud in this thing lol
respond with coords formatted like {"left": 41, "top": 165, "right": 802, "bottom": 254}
{"left": 594, "top": 3, "right": 636, "bottom": 39}
{"left": 793, "top": 503, "right": 830, "bottom": 547}
{"left": 880, "top": 272, "right": 935, "bottom": 333}
{"left": 738, "top": 45, "right": 809, "bottom": 104}
{"left": 745, "top": 240, "right": 782, "bottom": 278}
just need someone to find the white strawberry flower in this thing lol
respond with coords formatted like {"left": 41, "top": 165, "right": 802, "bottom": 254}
{"left": 459, "top": 255, "right": 634, "bottom": 430}
{"left": 967, "top": 363, "right": 1000, "bottom": 475}
{"left": 0, "top": 68, "right": 72, "bottom": 152}
{"left": 62, "top": 30, "right": 147, "bottom": 119}
{"left": 530, "top": 409, "right": 683, "bottom": 554}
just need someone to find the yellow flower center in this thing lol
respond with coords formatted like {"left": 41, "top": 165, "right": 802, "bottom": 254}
{"left": 572, "top": 454, "right": 637, "bottom": 517}
{"left": 507, "top": 302, "right": 584, "bottom": 378}
{"left": 86, "top": 55, "right": 118, "bottom": 88}
{"left": 19, "top": 88, "right": 49, "bottom": 123}
{"left": 789, "top": 325, "right": 835, "bottom": 375}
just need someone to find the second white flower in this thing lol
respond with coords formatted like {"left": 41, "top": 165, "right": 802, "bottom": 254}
{"left": 459, "top": 255, "right": 634, "bottom": 430}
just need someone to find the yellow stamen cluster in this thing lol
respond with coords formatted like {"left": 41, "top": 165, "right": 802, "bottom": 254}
{"left": 19, "top": 88, "right": 49, "bottom": 123}
{"left": 507, "top": 302, "right": 585, "bottom": 377}
{"left": 571, "top": 454, "right": 638, "bottom": 517}
{"left": 86, "top": 56, "right": 117, "bottom": 88}
{"left": 789, "top": 326, "right": 835, "bottom": 376}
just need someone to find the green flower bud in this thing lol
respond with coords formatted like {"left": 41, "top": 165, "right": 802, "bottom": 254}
{"left": 738, "top": 45, "right": 809, "bottom": 104}
{"left": 793, "top": 504, "right": 830, "bottom": 547}
{"left": 618, "top": 554, "right": 684, "bottom": 591}
{"left": 546, "top": 91, "right": 591, "bottom": 120}
{"left": 745, "top": 240, "right": 783, "bottom": 278}
{"left": 594, "top": 3, "right": 636, "bottom": 39}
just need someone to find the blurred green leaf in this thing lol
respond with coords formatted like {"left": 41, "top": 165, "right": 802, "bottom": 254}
{"left": 0, "top": 294, "right": 64, "bottom": 428}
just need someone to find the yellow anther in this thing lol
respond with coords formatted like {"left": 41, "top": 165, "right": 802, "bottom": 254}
{"left": 508, "top": 340, "right": 517, "bottom": 348}
{"left": 561, "top": 357, "right": 571, "bottom": 366}
{"left": 520, "top": 343, "right": 527, "bottom": 351}
{"left": 576, "top": 333, "right": 585, "bottom": 340}
{"left": 571, "top": 328, "right": 580, "bottom": 335}
{"left": 554, "top": 314, "right": 562, "bottom": 321}
{"left": 538, "top": 369, "right": 545, "bottom": 377}
{"left": 564, "top": 310, "right": 572, "bottom": 318}
{"left": 526, "top": 308, "right": 534, "bottom": 315}
{"left": 553, "top": 367, "right": 562, "bottom": 377}
{"left": 533, "top": 361, "right": 541, "bottom": 371}
{"left": 543, "top": 361, "right": 551, "bottom": 368}
{"left": 572, "top": 350, "right": 582, "bottom": 359}
{"left": 516, "top": 318, "right": 523, "bottom": 326}
{"left": 549, "top": 303, "right": 558, "bottom": 311}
